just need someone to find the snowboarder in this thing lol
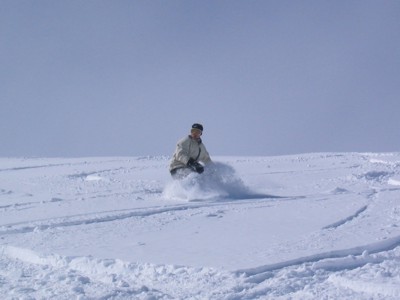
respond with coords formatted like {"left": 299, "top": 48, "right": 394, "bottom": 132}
{"left": 169, "top": 123, "right": 212, "bottom": 179}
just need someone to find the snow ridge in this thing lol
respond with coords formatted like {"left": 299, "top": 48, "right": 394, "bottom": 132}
{"left": 322, "top": 205, "right": 368, "bottom": 229}
{"left": 237, "top": 234, "right": 400, "bottom": 276}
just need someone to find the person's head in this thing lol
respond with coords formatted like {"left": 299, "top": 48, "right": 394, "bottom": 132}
{"left": 190, "top": 123, "right": 203, "bottom": 139}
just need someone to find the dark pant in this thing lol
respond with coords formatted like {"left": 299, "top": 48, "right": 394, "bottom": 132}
{"left": 170, "top": 167, "right": 192, "bottom": 179}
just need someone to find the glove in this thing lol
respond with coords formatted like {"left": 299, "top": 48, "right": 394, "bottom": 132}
{"left": 187, "top": 158, "right": 204, "bottom": 174}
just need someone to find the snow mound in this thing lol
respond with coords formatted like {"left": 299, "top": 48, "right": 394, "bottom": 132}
{"left": 163, "top": 162, "right": 264, "bottom": 201}
{"left": 388, "top": 177, "right": 400, "bottom": 186}
{"left": 357, "top": 171, "right": 392, "bottom": 182}
{"left": 0, "top": 245, "right": 232, "bottom": 300}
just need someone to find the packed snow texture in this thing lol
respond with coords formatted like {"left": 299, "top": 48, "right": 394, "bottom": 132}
{"left": 1, "top": 153, "right": 400, "bottom": 299}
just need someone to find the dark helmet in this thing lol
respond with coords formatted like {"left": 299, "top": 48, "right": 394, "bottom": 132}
{"left": 192, "top": 123, "right": 203, "bottom": 132}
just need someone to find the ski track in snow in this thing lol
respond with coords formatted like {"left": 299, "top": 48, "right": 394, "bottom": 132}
{"left": 0, "top": 202, "right": 247, "bottom": 235}
{"left": 1, "top": 153, "right": 400, "bottom": 299}
{"left": 322, "top": 205, "right": 368, "bottom": 230}
{"left": 238, "top": 234, "right": 400, "bottom": 275}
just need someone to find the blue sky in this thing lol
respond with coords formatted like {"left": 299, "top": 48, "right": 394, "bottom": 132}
{"left": 1, "top": 0, "right": 399, "bottom": 157}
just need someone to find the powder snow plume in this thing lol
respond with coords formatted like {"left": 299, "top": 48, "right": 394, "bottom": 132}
{"left": 163, "top": 162, "right": 255, "bottom": 201}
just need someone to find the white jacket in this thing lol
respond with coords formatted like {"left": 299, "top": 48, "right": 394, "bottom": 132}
{"left": 169, "top": 136, "right": 211, "bottom": 171}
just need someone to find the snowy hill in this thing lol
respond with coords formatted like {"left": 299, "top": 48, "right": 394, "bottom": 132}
{"left": 1, "top": 153, "right": 400, "bottom": 299}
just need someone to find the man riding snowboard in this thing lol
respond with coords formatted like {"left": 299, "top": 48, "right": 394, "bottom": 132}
{"left": 169, "top": 123, "right": 212, "bottom": 179}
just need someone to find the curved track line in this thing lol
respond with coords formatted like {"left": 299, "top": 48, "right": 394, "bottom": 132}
{"left": 323, "top": 205, "right": 368, "bottom": 229}
{"left": 236, "top": 234, "right": 400, "bottom": 276}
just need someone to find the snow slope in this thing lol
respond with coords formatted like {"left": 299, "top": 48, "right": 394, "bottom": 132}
{"left": 1, "top": 153, "right": 400, "bottom": 299}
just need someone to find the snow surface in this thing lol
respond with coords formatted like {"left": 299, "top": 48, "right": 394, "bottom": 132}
{"left": 1, "top": 153, "right": 400, "bottom": 299}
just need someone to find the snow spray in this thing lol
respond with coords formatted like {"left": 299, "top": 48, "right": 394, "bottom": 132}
{"left": 163, "top": 162, "right": 252, "bottom": 201}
